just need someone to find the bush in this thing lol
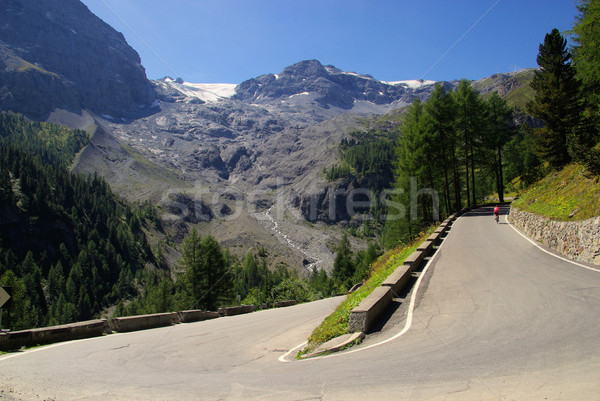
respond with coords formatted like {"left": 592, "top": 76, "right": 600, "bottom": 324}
{"left": 584, "top": 147, "right": 600, "bottom": 176}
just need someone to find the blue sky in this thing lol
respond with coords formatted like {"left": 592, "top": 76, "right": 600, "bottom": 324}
{"left": 80, "top": 0, "right": 579, "bottom": 84}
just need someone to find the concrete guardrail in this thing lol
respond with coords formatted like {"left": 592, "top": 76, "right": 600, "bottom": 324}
{"left": 403, "top": 250, "right": 425, "bottom": 268}
{"left": 177, "top": 310, "right": 220, "bottom": 323}
{"left": 0, "top": 209, "right": 471, "bottom": 352}
{"left": 0, "top": 319, "right": 107, "bottom": 351}
{"left": 427, "top": 231, "right": 442, "bottom": 244}
{"left": 381, "top": 264, "right": 413, "bottom": 295}
{"left": 274, "top": 300, "right": 297, "bottom": 308}
{"left": 417, "top": 239, "right": 434, "bottom": 256}
{"left": 218, "top": 305, "right": 255, "bottom": 317}
{"left": 348, "top": 286, "right": 393, "bottom": 333}
{"left": 109, "top": 312, "right": 178, "bottom": 333}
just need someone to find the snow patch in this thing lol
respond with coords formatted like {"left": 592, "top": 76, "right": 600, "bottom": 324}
{"left": 325, "top": 65, "right": 375, "bottom": 81}
{"left": 343, "top": 71, "right": 374, "bottom": 80}
{"left": 385, "top": 79, "right": 436, "bottom": 89}
{"left": 151, "top": 99, "right": 160, "bottom": 108}
{"left": 289, "top": 92, "right": 310, "bottom": 98}
{"left": 165, "top": 81, "right": 237, "bottom": 103}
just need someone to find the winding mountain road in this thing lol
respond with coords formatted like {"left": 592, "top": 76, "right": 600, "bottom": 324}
{"left": 2, "top": 206, "right": 600, "bottom": 400}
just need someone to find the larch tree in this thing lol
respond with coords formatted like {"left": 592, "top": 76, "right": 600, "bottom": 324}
{"left": 484, "top": 93, "right": 515, "bottom": 202}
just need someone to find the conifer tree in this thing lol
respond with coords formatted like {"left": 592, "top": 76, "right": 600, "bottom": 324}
{"left": 484, "top": 93, "right": 515, "bottom": 202}
{"left": 180, "top": 230, "right": 232, "bottom": 310}
{"left": 528, "top": 28, "right": 583, "bottom": 167}
{"left": 571, "top": 0, "right": 600, "bottom": 126}
{"left": 200, "top": 235, "right": 233, "bottom": 310}
{"left": 332, "top": 234, "right": 355, "bottom": 289}
{"left": 180, "top": 228, "right": 204, "bottom": 305}
{"left": 425, "top": 84, "right": 460, "bottom": 212}
{"left": 453, "top": 79, "right": 486, "bottom": 206}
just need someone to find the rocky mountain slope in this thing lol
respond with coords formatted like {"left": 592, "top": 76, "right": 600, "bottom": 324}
{"left": 0, "top": 0, "right": 536, "bottom": 274}
{"left": 73, "top": 59, "right": 465, "bottom": 272}
{"left": 0, "top": 0, "right": 155, "bottom": 119}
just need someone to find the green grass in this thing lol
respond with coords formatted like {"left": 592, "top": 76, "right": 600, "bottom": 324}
{"left": 298, "top": 228, "right": 435, "bottom": 357}
{"left": 512, "top": 163, "right": 600, "bottom": 221}
{"left": 17, "top": 59, "right": 58, "bottom": 76}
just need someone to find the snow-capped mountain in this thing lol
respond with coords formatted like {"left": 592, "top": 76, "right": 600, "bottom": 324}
{"left": 232, "top": 59, "right": 440, "bottom": 110}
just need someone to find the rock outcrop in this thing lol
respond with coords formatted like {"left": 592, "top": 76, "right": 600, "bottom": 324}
{"left": 0, "top": 0, "right": 155, "bottom": 119}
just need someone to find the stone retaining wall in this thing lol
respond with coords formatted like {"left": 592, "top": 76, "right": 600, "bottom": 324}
{"left": 509, "top": 207, "right": 600, "bottom": 266}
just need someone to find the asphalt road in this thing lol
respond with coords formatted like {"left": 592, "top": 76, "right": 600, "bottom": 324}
{"left": 2, "top": 206, "right": 600, "bottom": 400}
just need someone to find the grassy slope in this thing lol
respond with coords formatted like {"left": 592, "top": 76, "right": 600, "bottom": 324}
{"left": 512, "top": 163, "right": 600, "bottom": 221}
{"left": 474, "top": 69, "right": 535, "bottom": 110}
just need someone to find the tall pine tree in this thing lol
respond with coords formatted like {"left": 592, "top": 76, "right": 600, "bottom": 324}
{"left": 528, "top": 28, "right": 583, "bottom": 167}
{"left": 571, "top": 0, "right": 600, "bottom": 126}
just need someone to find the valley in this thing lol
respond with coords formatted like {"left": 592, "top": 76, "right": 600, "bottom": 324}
{"left": 69, "top": 60, "right": 534, "bottom": 273}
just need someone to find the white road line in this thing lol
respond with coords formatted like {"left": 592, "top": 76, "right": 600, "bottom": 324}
{"left": 506, "top": 215, "right": 600, "bottom": 273}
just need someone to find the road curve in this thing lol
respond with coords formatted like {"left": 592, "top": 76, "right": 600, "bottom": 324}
{"left": 2, "top": 206, "right": 600, "bottom": 400}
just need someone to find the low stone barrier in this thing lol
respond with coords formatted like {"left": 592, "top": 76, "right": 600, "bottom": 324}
{"left": 417, "top": 239, "right": 434, "bottom": 256}
{"left": 348, "top": 286, "right": 393, "bottom": 333}
{"left": 109, "top": 312, "right": 178, "bottom": 333}
{"left": 66, "top": 319, "right": 108, "bottom": 339}
{"left": 509, "top": 207, "right": 600, "bottom": 265}
{"left": 427, "top": 231, "right": 442, "bottom": 244}
{"left": 403, "top": 250, "right": 425, "bottom": 268}
{"left": 218, "top": 305, "right": 255, "bottom": 317}
{"left": 177, "top": 310, "right": 220, "bottom": 323}
{"left": 274, "top": 300, "right": 297, "bottom": 308}
{"left": 381, "top": 264, "right": 413, "bottom": 295}
{"left": 0, "top": 319, "right": 107, "bottom": 351}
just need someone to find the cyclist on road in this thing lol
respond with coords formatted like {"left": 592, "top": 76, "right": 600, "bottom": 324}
{"left": 493, "top": 205, "right": 500, "bottom": 223}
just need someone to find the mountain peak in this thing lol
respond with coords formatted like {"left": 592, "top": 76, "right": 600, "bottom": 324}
{"left": 281, "top": 59, "right": 328, "bottom": 78}
{"left": 233, "top": 59, "right": 438, "bottom": 109}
